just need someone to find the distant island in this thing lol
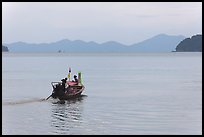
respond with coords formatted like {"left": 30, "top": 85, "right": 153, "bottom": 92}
{"left": 175, "top": 34, "right": 202, "bottom": 52}
{"left": 3, "top": 34, "right": 186, "bottom": 53}
{"left": 2, "top": 45, "right": 9, "bottom": 52}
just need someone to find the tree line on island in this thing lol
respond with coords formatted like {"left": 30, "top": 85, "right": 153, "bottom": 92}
{"left": 2, "top": 45, "right": 9, "bottom": 52}
{"left": 2, "top": 34, "right": 202, "bottom": 53}
{"left": 174, "top": 34, "right": 202, "bottom": 52}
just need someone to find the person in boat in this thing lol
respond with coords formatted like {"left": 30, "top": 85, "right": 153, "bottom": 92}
{"left": 72, "top": 75, "right": 78, "bottom": 85}
{"left": 61, "top": 77, "right": 67, "bottom": 92}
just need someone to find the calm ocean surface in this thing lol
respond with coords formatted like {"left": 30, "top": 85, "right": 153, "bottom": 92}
{"left": 2, "top": 52, "right": 202, "bottom": 135}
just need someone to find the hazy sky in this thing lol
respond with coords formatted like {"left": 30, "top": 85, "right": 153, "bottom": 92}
{"left": 2, "top": 2, "right": 202, "bottom": 45}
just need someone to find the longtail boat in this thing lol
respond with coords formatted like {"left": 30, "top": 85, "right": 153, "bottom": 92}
{"left": 46, "top": 71, "right": 85, "bottom": 100}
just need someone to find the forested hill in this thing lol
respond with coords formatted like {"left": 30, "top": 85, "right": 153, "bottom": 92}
{"left": 175, "top": 34, "right": 202, "bottom": 52}
{"left": 2, "top": 45, "right": 9, "bottom": 52}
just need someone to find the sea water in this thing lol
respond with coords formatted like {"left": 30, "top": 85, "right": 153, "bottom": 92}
{"left": 2, "top": 52, "right": 202, "bottom": 135}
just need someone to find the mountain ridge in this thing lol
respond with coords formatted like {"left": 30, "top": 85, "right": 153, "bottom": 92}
{"left": 3, "top": 33, "right": 186, "bottom": 53}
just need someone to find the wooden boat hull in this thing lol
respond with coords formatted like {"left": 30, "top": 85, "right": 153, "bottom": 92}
{"left": 51, "top": 82, "right": 85, "bottom": 100}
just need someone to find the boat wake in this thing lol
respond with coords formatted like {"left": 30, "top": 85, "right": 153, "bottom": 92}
{"left": 2, "top": 98, "right": 46, "bottom": 106}
{"left": 3, "top": 95, "right": 88, "bottom": 106}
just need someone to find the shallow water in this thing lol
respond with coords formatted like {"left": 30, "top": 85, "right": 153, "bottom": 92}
{"left": 2, "top": 52, "right": 202, "bottom": 135}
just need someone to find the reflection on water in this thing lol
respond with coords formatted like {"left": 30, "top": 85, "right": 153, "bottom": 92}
{"left": 50, "top": 96, "right": 87, "bottom": 134}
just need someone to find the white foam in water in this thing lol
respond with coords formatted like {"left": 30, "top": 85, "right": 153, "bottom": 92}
{"left": 3, "top": 98, "right": 46, "bottom": 106}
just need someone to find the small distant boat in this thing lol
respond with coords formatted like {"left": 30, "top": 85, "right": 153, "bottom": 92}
{"left": 46, "top": 71, "right": 85, "bottom": 100}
